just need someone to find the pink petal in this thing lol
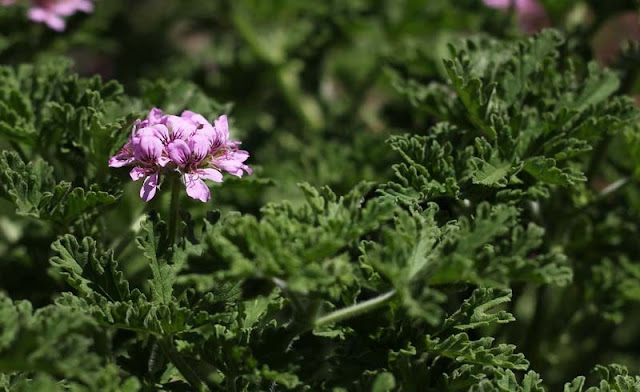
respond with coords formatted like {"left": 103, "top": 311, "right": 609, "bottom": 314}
{"left": 184, "top": 173, "right": 210, "bottom": 202}
{"left": 197, "top": 168, "right": 223, "bottom": 183}
{"left": 46, "top": 16, "right": 67, "bottom": 32}
{"left": 145, "top": 108, "right": 164, "bottom": 125}
{"left": 214, "top": 115, "right": 230, "bottom": 143}
{"left": 231, "top": 149, "right": 249, "bottom": 162}
{"left": 593, "top": 12, "right": 640, "bottom": 65}
{"left": 167, "top": 139, "right": 191, "bottom": 167}
{"left": 151, "top": 124, "right": 170, "bottom": 144}
{"left": 51, "top": 0, "right": 94, "bottom": 15}
{"left": 196, "top": 124, "right": 217, "bottom": 143}
{"left": 132, "top": 134, "right": 164, "bottom": 163}
{"left": 516, "top": 0, "right": 543, "bottom": 13}
{"left": 483, "top": 0, "right": 511, "bottom": 9}
{"left": 51, "top": 3, "right": 79, "bottom": 16}
{"left": 27, "top": 8, "right": 49, "bottom": 21}
{"left": 517, "top": 5, "right": 549, "bottom": 33}
{"left": 164, "top": 115, "right": 197, "bottom": 141}
{"left": 213, "top": 150, "right": 252, "bottom": 177}
{"left": 157, "top": 156, "right": 171, "bottom": 167}
{"left": 135, "top": 125, "right": 167, "bottom": 139}
{"left": 181, "top": 110, "right": 212, "bottom": 127}
{"left": 28, "top": 8, "right": 66, "bottom": 31}
{"left": 140, "top": 172, "right": 159, "bottom": 201}
{"left": 108, "top": 149, "right": 134, "bottom": 167}
{"left": 483, "top": 0, "right": 549, "bottom": 33}
{"left": 188, "top": 133, "right": 210, "bottom": 162}
{"left": 129, "top": 166, "right": 147, "bottom": 181}
{"left": 76, "top": 0, "right": 94, "bottom": 13}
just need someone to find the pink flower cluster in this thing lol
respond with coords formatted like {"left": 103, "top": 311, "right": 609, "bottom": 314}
{"left": 483, "top": 0, "right": 550, "bottom": 34}
{"left": 109, "top": 108, "right": 251, "bottom": 203}
{"left": 1, "top": 0, "right": 93, "bottom": 31}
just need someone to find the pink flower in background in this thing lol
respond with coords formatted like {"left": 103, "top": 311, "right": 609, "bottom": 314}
{"left": 483, "top": 0, "right": 550, "bottom": 34}
{"left": 2, "top": 0, "right": 94, "bottom": 31}
{"left": 109, "top": 108, "right": 251, "bottom": 202}
{"left": 592, "top": 12, "right": 640, "bottom": 66}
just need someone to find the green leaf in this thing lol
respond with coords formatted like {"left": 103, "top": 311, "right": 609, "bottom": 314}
{"left": 564, "top": 377, "right": 586, "bottom": 392}
{"left": 384, "top": 130, "right": 463, "bottom": 204}
{"left": 0, "top": 151, "right": 54, "bottom": 217}
{"left": 444, "top": 56, "right": 496, "bottom": 140}
{"left": 371, "top": 372, "right": 396, "bottom": 392}
{"left": 55, "top": 293, "right": 207, "bottom": 337}
{"left": 0, "top": 151, "right": 117, "bottom": 222}
{"left": 470, "top": 158, "right": 513, "bottom": 188}
{"left": 564, "top": 365, "right": 640, "bottom": 391}
{"left": 50, "top": 235, "right": 134, "bottom": 303}
{"left": 201, "top": 182, "right": 396, "bottom": 298}
{"left": 501, "top": 30, "right": 564, "bottom": 105}
{"left": 571, "top": 63, "right": 620, "bottom": 111}
{"left": 523, "top": 156, "right": 586, "bottom": 186}
{"left": 443, "top": 288, "right": 515, "bottom": 331}
{"left": 0, "top": 293, "right": 114, "bottom": 387}
{"left": 39, "top": 182, "right": 118, "bottom": 225}
{"left": 425, "top": 333, "right": 529, "bottom": 370}
{"left": 136, "top": 215, "right": 176, "bottom": 305}
{"left": 469, "top": 370, "right": 544, "bottom": 392}
{"left": 360, "top": 206, "right": 450, "bottom": 323}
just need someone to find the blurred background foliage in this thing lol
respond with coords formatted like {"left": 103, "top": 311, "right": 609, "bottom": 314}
{"left": 2, "top": 0, "right": 640, "bottom": 390}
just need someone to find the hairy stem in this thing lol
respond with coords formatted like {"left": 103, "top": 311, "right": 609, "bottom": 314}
{"left": 586, "top": 137, "right": 611, "bottom": 185}
{"left": 112, "top": 227, "right": 138, "bottom": 260}
{"left": 314, "top": 290, "right": 396, "bottom": 327}
{"left": 167, "top": 176, "right": 181, "bottom": 248}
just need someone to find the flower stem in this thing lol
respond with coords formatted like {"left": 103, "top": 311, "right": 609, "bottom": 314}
{"left": 314, "top": 290, "right": 396, "bottom": 328}
{"left": 160, "top": 181, "right": 206, "bottom": 390}
{"left": 158, "top": 338, "right": 209, "bottom": 392}
{"left": 167, "top": 176, "right": 181, "bottom": 248}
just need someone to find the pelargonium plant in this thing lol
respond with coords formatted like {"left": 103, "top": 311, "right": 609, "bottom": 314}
{"left": 109, "top": 108, "right": 251, "bottom": 202}
{"left": 1, "top": 0, "right": 93, "bottom": 31}
{"left": 5, "top": 1, "right": 640, "bottom": 391}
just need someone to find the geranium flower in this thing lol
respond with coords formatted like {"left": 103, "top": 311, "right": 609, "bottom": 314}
{"left": 166, "top": 113, "right": 251, "bottom": 202}
{"left": 2, "top": 0, "right": 94, "bottom": 31}
{"left": 109, "top": 108, "right": 251, "bottom": 202}
{"left": 484, "top": 0, "right": 550, "bottom": 34}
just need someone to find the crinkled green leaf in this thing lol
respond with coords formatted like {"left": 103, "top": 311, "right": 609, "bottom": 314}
{"left": 0, "top": 151, "right": 54, "bottom": 217}
{"left": 443, "top": 288, "right": 515, "bottom": 331}
{"left": 425, "top": 333, "right": 529, "bottom": 370}
{"left": 50, "top": 235, "right": 134, "bottom": 303}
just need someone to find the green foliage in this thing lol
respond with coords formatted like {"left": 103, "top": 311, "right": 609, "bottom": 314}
{"left": 49, "top": 218, "right": 214, "bottom": 338}
{"left": 388, "top": 30, "right": 638, "bottom": 205}
{"left": 564, "top": 365, "right": 640, "bottom": 392}
{"left": 200, "top": 182, "right": 397, "bottom": 298}
{"left": 0, "top": 151, "right": 54, "bottom": 217}
{"left": 50, "top": 235, "right": 134, "bottom": 303}
{"left": 443, "top": 288, "right": 515, "bottom": 331}
{"left": 425, "top": 333, "right": 528, "bottom": 370}
{"left": 0, "top": 151, "right": 117, "bottom": 224}
{"left": 0, "top": 293, "right": 140, "bottom": 391}
{"left": 2, "top": 2, "right": 640, "bottom": 391}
